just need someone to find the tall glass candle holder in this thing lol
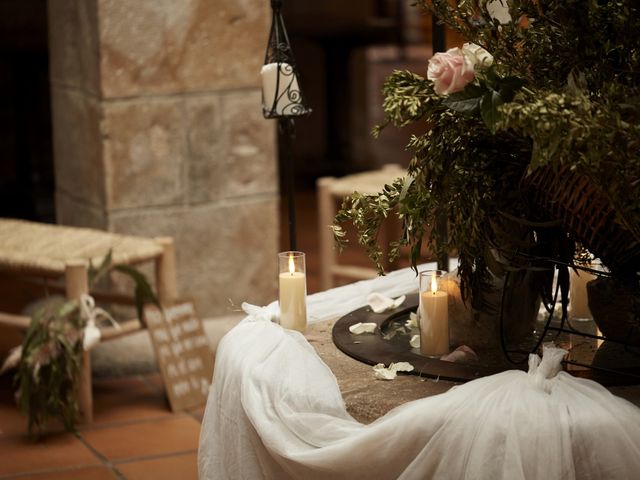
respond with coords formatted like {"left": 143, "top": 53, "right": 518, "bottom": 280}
{"left": 278, "top": 251, "right": 307, "bottom": 332}
{"left": 418, "top": 270, "right": 449, "bottom": 356}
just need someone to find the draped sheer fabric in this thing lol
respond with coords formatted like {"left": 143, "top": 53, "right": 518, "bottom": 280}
{"left": 198, "top": 266, "right": 640, "bottom": 479}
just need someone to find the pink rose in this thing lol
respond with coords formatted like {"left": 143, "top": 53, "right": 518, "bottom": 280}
{"left": 427, "top": 48, "right": 476, "bottom": 95}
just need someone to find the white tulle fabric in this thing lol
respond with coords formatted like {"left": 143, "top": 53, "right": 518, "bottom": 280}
{"left": 198, "top": 265, "right": 640, "bottom": 480}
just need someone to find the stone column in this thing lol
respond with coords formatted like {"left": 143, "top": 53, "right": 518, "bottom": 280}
{"left": 49, "top": 0, "right": 278, "bottom": 315}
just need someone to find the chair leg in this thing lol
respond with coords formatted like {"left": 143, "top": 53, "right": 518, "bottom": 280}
{"left": 155, "top": 236, "right": 178, "bottom": 306}
{"left": 317, "top": 177, "right": 337, "bottom": 291}
{"left": 65, "top": 260, "right": 92, "bottom": 424}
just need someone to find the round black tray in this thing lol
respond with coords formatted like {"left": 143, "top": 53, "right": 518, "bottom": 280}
{"left": 332, "top": 293, "right": 502, "bottom": 382}
{"left": 332, "top": 293, "right": 640, "bottom": 385}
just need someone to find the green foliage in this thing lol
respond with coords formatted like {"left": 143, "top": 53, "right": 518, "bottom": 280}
{"left": 13, "top": 252, "right": 158, "bottom": 439}
{"left": 334, "top": 0, "right": 640, "bottom": 303}
{"left": 114, "top": 265, "right": 161, "bottom": 325}
{"left": 16, "top": 299, "right": 83, "bottom": 437}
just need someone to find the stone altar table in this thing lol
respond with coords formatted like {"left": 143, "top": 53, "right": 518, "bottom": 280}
{"left": 305, "top": 319, "right": 456, "bottom": 424}
{"left": 304, "top": 318, "right": 640, "bottom": 425}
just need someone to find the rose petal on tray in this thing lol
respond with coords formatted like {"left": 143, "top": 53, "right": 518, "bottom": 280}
{"left": 373, "top": 361, "right": 415, "bottom": 380}
{"left": 349, "top": 322, "right": 377, "bottom": 334}
{"left": 405, "top": 312, "right": 418, "bottom": 330}
{"left": 373, "top": 363, "right": 397, "bottom": 380}
{"left": 367, "top": 293, "right": 406, "bottom": 313}
{"left": 440, "top": 345, "right": 479, "bottom": 363}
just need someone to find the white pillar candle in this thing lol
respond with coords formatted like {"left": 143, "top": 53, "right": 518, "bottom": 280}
{"left": 278, "top": 252, "right": 307, "bottom": 332}
{"left": 569, "top": 269, "right": 596, "bottom": 319}
{"left": 419, "top": 272, "right": 449, "bottom": 356}
{"left": 261, "top": 62, "right": 302, "bottom": 116}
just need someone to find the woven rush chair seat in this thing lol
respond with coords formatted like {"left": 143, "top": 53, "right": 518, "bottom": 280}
{"left": 523, "top": 166, "right": 640, "bottom": 274}
{"left": 0, "top": 218, "right": 178, "bottom": 423}
{"left": 0, "top": 218, "right": 164, "bottom": 277}
{"left": 319, "top": 164, "right": 406, "bottom": 197}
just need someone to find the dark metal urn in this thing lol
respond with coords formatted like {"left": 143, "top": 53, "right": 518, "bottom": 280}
{"left": 587, "top": 277, "right": 640, "bottom": 346}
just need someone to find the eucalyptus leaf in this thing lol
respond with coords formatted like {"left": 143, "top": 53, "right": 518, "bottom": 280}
{"left": 399, "top": 175, "right": 415, "bottom": 201}
{"left": 442, "top": 84, "right": 485, "bottom": 114}
{"left": 114, "top": 265, "right": 160, "bottom": 325}
{"left": 443, "top": 95, "right": 482, "bottom": 114}
{"left": 88, "top": 249, "right": 113, "bottom": 286}
{"left": 480, "top": 90, "right": 504, "bottom": 133}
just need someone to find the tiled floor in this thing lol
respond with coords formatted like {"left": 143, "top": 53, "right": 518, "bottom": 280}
{"left": 0, "top": 373, "right": 202, "bottom": 480}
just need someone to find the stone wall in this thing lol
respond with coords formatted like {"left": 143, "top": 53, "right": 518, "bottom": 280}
{"left": 49, "top": 0, "right": 278, "bottom": 315}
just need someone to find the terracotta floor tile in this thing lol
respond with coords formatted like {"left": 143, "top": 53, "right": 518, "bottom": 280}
{"left": 82, "top": 415, "right": 200, "bottom": 462}
{"left": 12, "top": 465, "right": 118, "bottom": 480}
{"left": 0, "top": 387, "right": 23, "bottom": 438}
{"left": 84, "top": 376, "right": 172, "bottom": 428}
{"left": 186, "top": 405, "right": 205, "bottom": 423}
{"left": 0, "top": 387, "right": 68, "bottom": 438}
{"left": 0, "top": 432, "right": 101, "bottom": 476}
{"left": 0, "top": 399, "right": 28, "bottom": 437}
{"left": 117, "top": 452, "right": 198, "bottom": 480}
{"left": 141, "top": 373, "right": 165, "bottom": 392}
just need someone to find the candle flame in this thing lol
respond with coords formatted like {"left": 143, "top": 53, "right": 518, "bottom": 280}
{"left": 431, "top": 273, "right": 438, "bottom": 294}
{"left": 288, "top": 254, "right": 295, "bottom": 274}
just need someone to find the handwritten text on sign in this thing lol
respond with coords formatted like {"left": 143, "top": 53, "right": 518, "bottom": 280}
{"left": 145, "top": 301, "right": 214, "bottom": 412}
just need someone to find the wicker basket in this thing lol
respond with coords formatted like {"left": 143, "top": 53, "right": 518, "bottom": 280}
{"left": 523, "top": 165, "right": 640, "bottom": 274}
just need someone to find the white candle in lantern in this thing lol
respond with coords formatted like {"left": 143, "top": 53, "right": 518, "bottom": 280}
{"left": 279, "top": 253, "right": 307, "bottom": 332}
{"left": 419, "top": 273, "right": 449, "bottom": 356}
{"left": 261, "top": 62, "right": 302, "bottom": 116}
{"left": 570, "top": 269, "right": 597, "bottom": 319}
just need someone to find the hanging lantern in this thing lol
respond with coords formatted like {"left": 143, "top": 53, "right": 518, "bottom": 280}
{"left": 261, "top": 0, "right": 310, "bottom": 119}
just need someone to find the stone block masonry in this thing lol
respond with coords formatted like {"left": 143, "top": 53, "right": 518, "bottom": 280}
{"left": 49, "top": 0, "right": 278, "bottom": 315}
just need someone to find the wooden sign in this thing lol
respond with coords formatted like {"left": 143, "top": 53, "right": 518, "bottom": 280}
{"left": 144, "top": 301, "right": 214, "bottom": 412}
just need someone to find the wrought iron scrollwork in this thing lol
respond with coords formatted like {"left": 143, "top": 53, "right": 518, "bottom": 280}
{"left": 262, "top": 0, "right": 310, "bottom": 119}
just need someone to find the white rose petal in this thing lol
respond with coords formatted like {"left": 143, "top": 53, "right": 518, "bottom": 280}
{"left": 349, "top": 322, "right": 377, "bottom": 335}
{"left": 367, "top": 293, "right": 406, "bottom": 313}
{"left": 390, "top": 362, "right": 415, "bottom": 373}
{"left": 373, "top": 363, "right": 397, "bottom": 380}
{"left": 462, "top": 42, "right": 494, "bottom": 70}
{"left": 373, "top": 361, "right": 415, "bottom": 381}
{"left": 487, "top": 0, "right": 512, "bottom": 24}
{"left": 405, "top": 312, "right": 418, "bottom": 330}
{"left": 410, "top": 334, "right": 421, "bottom": 349}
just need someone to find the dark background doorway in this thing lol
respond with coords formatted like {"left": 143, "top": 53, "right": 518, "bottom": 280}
{"left": 0, "top": 0, "right": 54, "bottom": 222}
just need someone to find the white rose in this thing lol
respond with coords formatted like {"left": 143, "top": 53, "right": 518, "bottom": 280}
{"left": 427, "top": 47, "right": 476, "bottom": 95}
{"left": 462, "top": 43, "right": 494, "bottom": 71}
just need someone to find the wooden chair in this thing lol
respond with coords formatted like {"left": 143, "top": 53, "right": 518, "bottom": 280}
{"left": 316, "top": 164, "right": 406, "bottom": 290}
{"left": 0, "top": 218, "right": 178, "bottom": 422}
